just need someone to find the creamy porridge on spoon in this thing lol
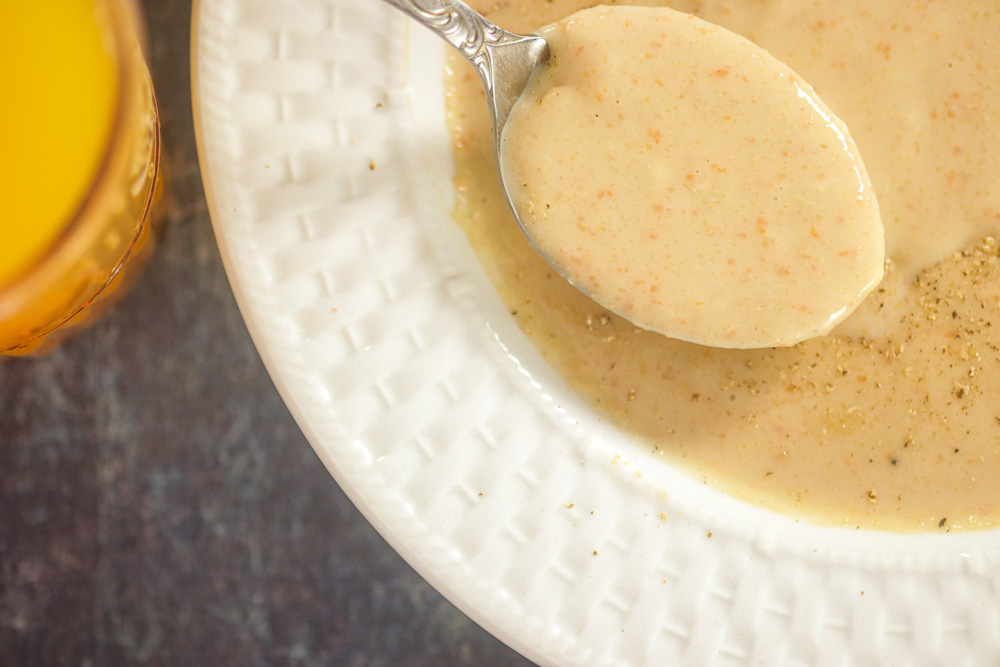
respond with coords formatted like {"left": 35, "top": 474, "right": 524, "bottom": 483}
{"left": 501, "top": 6, "right": 884, "bottom": 348}
{"left": 447, "top": 0, "right": 1000, "bottom": 531}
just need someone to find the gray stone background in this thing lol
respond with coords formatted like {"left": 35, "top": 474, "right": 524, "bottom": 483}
{"left": 0, "top": 3, "right": 535, "bottom": 665}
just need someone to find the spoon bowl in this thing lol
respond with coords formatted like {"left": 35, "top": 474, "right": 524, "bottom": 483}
{"left": 382, "top": 0, "right": 886, "bottom": 350}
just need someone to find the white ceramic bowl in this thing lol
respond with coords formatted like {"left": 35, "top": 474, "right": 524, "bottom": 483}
{"left": 192, "top": 1, "right": 1000, "bottom": 664}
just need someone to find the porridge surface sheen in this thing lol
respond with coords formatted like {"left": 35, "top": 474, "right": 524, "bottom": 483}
{"left": 446, "top": 0, "right": 1000, "bottom": 531}
{"left": 502, "top": 6, "right": 884, "bottom": 349}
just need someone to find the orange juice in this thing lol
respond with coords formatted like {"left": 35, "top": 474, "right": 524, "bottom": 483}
{"left": 0, "top": 2, "right": 118, "bottom": 287}
{"left": 0, "top": 0, "right": 161, "bottom": 355}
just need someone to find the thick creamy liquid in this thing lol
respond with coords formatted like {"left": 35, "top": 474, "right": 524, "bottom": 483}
{"left": 501, "top": 6, "right": 884, "bottom": 348}
{"left": 447, "top": 0, "right": 1000, "bottom": 531}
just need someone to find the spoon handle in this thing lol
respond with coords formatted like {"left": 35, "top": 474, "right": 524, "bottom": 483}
{"left": 380, "top": 0, "right": 548, "bottom": 138}
{"left": 380, "top": 0, "right": 505, "bottom": 69}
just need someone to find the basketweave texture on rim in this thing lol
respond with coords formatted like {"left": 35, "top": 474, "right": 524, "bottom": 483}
{"left": 192, "top": 0, "right": 1000, "bottom": 664}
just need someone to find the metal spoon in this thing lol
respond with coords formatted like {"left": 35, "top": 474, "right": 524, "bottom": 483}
{"left": 382, "top": 0, "right": 885, "bottom": 350}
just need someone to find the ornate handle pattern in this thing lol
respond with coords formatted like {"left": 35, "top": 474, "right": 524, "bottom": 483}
{"left": 382, "top": 0, "right": 506, "bottom": 78}
{"left": 381, "top": 0, "right": 548, "bottom": 137}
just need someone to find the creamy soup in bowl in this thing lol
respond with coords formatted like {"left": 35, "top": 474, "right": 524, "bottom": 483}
{"left": 447, "top": 0, "right": 1000, "bottom": 531}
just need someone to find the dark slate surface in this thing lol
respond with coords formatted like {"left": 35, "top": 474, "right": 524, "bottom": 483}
{"left": 0, "top": 3, "right": 535, "bottom": 665}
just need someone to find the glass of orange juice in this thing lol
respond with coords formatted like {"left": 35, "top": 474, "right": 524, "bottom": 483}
{"left": 0, "top": 0, "right": 162, "bottom": 356}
